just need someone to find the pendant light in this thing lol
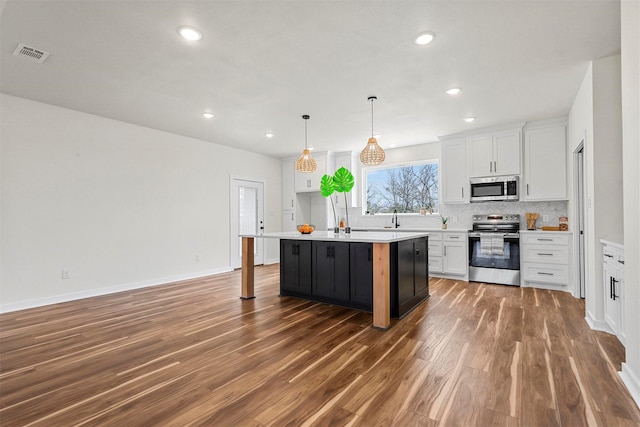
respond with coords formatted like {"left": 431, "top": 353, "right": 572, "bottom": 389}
{"left": 295, "top": 115, "right": 317, "bottom": 173}
{"left": 360, "top": 96, "right": 385, "bottom": 166}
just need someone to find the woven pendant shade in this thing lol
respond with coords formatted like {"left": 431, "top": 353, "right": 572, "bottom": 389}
{"left": 360, "top": 137, "right": 386, "bottom": 165}
{"left": 296, "top": 149, "right": 317, "bottom": 173}
{"left": 295, "top": 115, "right": 317, "bottom": 173}
{"left": 360, "top": 96, "right": 385, "bottom": 166}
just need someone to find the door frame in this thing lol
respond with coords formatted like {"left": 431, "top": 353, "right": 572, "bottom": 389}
{"left": 230, "top": 175, "right": 265, "bottom": 269}
{"left": 573, "top": 139, "right": 587, "bottom": 299}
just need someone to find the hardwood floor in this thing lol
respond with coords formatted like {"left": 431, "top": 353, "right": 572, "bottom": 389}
{"left": 1, "top": 264, "right": 639, "bottom": 426}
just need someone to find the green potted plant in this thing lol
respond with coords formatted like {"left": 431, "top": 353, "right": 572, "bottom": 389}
{"left": 320, "top": 174, "right": 339, "bottom": 233}
{"left": 440, "top": 214, "right": 449, "bottom": 230}
{"left": 333, "top": 167, "right": 355, "bottom": 233}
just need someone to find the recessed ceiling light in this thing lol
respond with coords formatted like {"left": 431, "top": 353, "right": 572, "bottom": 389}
{"left": 446, "top": 88, "right": 461, "bottom": 95}
{"left": 464, "top": 117, "right": 476, "bottom": 123}
{"left": 414, "top": 32, "right": 435, "bottom": 46}
{"left": 265, "top": 132, "right": 274, "bottom": 138}
{"left": 178, "top": 26, "right": 203, "bottom": 41}
{"left": 202, "top": 112, "right": 214, "bottom": 119}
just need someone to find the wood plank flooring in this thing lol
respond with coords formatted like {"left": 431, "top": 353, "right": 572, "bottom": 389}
{"left": 1, "top": 264, "right": 639, "bottom": 426}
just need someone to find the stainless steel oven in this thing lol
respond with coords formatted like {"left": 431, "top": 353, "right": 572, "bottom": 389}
{"left": 468, "top": 214, "right": 520, "bottom": 286}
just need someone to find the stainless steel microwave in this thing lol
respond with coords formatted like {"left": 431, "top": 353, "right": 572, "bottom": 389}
{"left": 469, "top": 176, "right": 519, "bottom": 202}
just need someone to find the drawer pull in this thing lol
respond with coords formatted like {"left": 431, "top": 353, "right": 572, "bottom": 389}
{"left": 604, "top": 254, "right": 614, "bottom": 258}
{"left": 536, "top": 238, "right": 553, "bottom": 241}
{"left": 618, "top": 260, "right": 625, "bottom": 265}
{"left": 537, "top": 272, "right": 554, "bottom": 276}
{"left": 449, "top": 236, "right": 460, "bottom": 239}
{"left": 537, "top": 253, "right": 554, "bottom": 256}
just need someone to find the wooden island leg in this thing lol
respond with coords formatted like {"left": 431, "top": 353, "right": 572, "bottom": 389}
{"left": 372, "top": 242, "right": 391, "bottom": 330}
{"left": 241, "top": 237, "right": 255, "bottom": 299}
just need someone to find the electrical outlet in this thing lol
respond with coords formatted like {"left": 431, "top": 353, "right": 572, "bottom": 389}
{"left": 543, "top": 215, "right": 550, "bottom": 222}
{"left": 195, "top": 254, "right": 200, "bottom": 262}
{"left": 61, "top": 270, "right": 70, "bottom": 279}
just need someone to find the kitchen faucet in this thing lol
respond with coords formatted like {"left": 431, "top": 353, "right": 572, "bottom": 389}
{"left": 392, "top": 209, "right": 400, "bottom": 228}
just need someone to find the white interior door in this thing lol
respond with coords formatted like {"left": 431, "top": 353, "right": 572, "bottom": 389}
{"left": 576, "top": 145, "right": 586, "bottom": 299}
{"left": 230, "top": 178, "right": 264, "bottom": 269}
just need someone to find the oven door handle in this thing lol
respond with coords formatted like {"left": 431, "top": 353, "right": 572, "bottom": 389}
{"left": 468, "top": 232, "right": 520, "bottom": 238}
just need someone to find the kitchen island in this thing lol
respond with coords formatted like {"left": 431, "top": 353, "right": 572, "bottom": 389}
{"left": 240, "top": 231, "right": 430, "bottom": 329}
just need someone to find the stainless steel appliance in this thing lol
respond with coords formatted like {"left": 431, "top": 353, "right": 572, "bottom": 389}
{"left": 468, "top": 214, "right": 520, "bottom": 286}
{"left": 469, "top": 175, "right": 519, "bottom": 202}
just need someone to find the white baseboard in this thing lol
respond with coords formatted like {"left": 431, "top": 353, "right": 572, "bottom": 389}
{"left": 0, "top": 266, "right": 233, "bottom": 314}
{"left": 620, "top": 363, "right": 640, "bottom": 409}
{"left": 584, "top": 311, "right": 614, "bottom": 333}
{"left": 264, "top": 258, "right": 280, "bottom": 265}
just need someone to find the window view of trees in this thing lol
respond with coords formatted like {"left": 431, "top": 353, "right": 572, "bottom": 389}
{"left": 365, "top": 161, "right": 439, "bottom": 214}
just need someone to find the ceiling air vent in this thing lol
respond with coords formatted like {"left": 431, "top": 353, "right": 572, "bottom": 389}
{"left": 12, "top": 43, "right": 50, "bottom": 63}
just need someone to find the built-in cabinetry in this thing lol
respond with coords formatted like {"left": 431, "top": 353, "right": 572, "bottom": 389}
{"left": 522, "top": 121, "right": 567, "bottom": 201}
{"left": 441, "top": 138, "right": 468, "bottom": 203}
{"left": 279, "top": 237, "right": 429, "bottom": 317}
{"left": 282, "top": 157, "right": 297, "bottom": 232}
{"left": 467, "top": 129, "right": 521, "bottom": 178}
{"left": 332, "top": 151, "right": 359, "bottom": 208}
{"left": 521, "top": 232, "right": 571, "bottom": 290}
{"left": 280, "top": 240, "right": 312, "bottom": 295}
{"left": 428, "top": 231, "right": 467, "bottom": 278}
{"left": 294, "top": 152, "right": 327, "bottom": 192}
{"left": 393, "top": 238, "right": 429, "bottom": 318}
{"left": 602, "top": 240, "right": 625, "bottom": 343}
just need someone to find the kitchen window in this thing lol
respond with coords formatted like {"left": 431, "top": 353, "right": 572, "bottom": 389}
{"left": 363, "top": 160, "right": 439, "bottom": 214}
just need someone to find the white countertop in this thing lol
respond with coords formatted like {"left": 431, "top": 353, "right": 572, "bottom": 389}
{"left": 241, "top": 230, "right": 430, "bottom": 243}
{"left": 519, "top": 230, "right": 573, "bottom": 234}
{"left": 350, "top": 227, "right": 467, "bottom": 233}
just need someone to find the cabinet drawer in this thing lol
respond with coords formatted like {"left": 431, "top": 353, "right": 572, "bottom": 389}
{"left": 428, "top": 232, "right": 443, "bottom": 241}
{"left": 522, "top": 234, "right": 569, "bottom": 246}
{"left": 522, "top": 245, "right": 569, "bottom": 264}
{"left": 522, "top": 263, "right": 569, "bottom": 284}
{"left": 443, "top": 233, "right": 465, "bottom": 242}
{"left": 428, "top": 242, "right": 443, "bottom": 256}
{"left": 429, "top": 256, "right": 443, "bottom": 273}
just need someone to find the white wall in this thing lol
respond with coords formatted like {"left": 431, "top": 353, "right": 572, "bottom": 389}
{"left": 620, "top": 0, "right": 640, "bottom": 407}
{"left": 0, "top": 94, "right": 282, "bottom": 312}
{"left": 567, "top": 54, "right": 623, "bottom": 330}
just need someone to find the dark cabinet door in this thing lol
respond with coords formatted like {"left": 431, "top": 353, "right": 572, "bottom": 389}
{"left": 397, "top": 240, "right": 416, "bottom": 304}
{"left": 280, "top": 240, "right": 311, "bottom": 295}
{"left": 414, "top": 238, "right": 429, "bottom": 295}
{"left": 312, "top": 241, "right": 334, "bottom": 298}
{"left": 312, "top": 241, "right": 350, "bottom": 301}
{"left": 350, "top": 243, "right": 373, "bottom": 308}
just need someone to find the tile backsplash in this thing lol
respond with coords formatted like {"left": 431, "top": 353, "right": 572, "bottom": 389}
{"left": 347, "top": 201, "right": 568, "bottom": 231}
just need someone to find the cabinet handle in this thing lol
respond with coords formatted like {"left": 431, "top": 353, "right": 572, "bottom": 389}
{"left": 527, "top": 184, "right": 530, "bottom": 195}
{"left": 291, "top": 213, "right": 294, "bottom": 221}
{"left": 604, "top": 254, "right": 613, "bottom": 258}
{"left": 537, "top": 253, "right": 554, "bottom": 256}
{"left": 537, "top": 272, "right": 554, "bottom": 276}
{"left": 461, "top": 187, "right": 464, "bottom": 198}
{"left": 494, "top": 161, "right": 497, "bottom": 173}
{"left": 449, "top": 236, "right": 460, "bottom": 239}
{"left": 368, "top": 248, "right": 372, "bottom": 262}
{"left": 331, "top": 247, "right": 335, "bottom": 257}
{"left": 490, "top": 161, "right": 493, "bottom": 173}
{"left": 618, "top": 260, "right": 625, "bottom": 265}
{"left": 536, "top": 238, "right": 553, "bottom": 241}
{"left": 612, "top": 277, "right": 618, "bottom": 300}
{"left": 415, "top": 249, "right": 420, "bottom": 255}
{"left": 444, "top": 246, "right": 447, "bottom": 256}
{"left": 291, "top": 200, "right": 294, "bottom": 208}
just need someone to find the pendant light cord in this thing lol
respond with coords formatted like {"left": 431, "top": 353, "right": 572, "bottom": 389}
{"left": 371, "top": 98, "right": 374, "bottom": 138}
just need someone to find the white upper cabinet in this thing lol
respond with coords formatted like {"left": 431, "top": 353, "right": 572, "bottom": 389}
{"left": 522, "top": 122, "right": 567, "bottom": 201}
{"left": 468, "top": 129, "right": 521, "bottom": 178}
{"left": 294, "top": 152, "right": 327, "bottom": 193}
{"left": 282, "top": 156, "right": 296, "bottom": 210}
{"left": 441, "top": 138, "right": 468, "bottom": 203}
{"left": 332, "top": 151, "right": 359, "bottom": 208}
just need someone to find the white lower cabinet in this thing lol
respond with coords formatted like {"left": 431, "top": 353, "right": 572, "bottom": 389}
{"left": 443, "top": 233, "right": 467, "bottom": 276}
{"left": 602, "top": 240, "right": 625, "bottom": 343}
{"left": 520, "top": 232, "right": 571, "bottom": 290}
{"left": 282, "top": 211, "right": 297, "bottom": 232}
{"left": 428, "top": 232, "right": 443, "bottom": 274}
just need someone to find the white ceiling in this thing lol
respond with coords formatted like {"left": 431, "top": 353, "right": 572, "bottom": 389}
{"left": 0, "top": 1, "right": 620, "bottom": 158}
